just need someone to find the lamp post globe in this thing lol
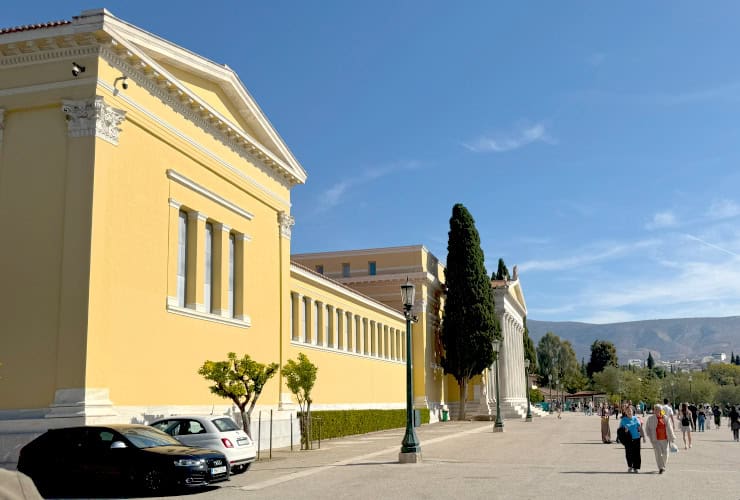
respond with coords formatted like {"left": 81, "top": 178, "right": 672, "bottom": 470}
{"left": 399, "top": 278, "right": 421, "bottom": 463}
{"left": 492, "top": 339, "right": 504, "bottom": 432}
{"left": 524, "top": 359, "right": 532, "bottom": 422}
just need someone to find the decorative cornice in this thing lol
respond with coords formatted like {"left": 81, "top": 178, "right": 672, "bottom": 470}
{"left": 62, "top": 95, "right": 125, "bottom": 145}
{"left": 99, "top": 43, "right": 305, "bottom": 187}
{"left": 166, "top": 170, "right": 254, "bottom": 221}
{"left": 0, "top": 44, "right": 99, "bottom": 68}
{"left": 278, "top": 211, "right": 294, "bottom": 239}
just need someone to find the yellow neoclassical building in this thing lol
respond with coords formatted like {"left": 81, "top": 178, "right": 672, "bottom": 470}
{"left": 0, "top": 9, "right": 531, "bottom": 465}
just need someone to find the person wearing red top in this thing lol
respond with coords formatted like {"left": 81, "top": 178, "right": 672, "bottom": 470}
{"left": 645, "top": 403, "right": 677, "bottom": 473}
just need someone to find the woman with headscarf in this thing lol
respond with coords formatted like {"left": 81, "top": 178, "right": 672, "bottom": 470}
{"left": 644, "top": 403, "right": 677, "bottom": 474}
{"left": 600, "top": 403, "right": 611, "bottom": 443}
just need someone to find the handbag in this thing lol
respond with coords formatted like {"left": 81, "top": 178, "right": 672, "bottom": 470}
{"left": 669, "top": 442, "right": 679, "bottom": 453}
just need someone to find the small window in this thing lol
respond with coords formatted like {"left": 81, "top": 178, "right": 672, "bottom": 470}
{"left": 342, "top": 263, "right": 350, "bottom": 278}
{"left": 315, "top": 264, "right": 324, "bottom": 275}
{"left": 368, "top": 261, "right": 376, "bottom": 276}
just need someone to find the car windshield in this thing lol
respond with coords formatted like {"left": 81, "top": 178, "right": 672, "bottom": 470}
{"left": 212, "top": 418, "right": 240, "bottom": 432}
{"left": 120, "top": 427, "right": 184, "bottom": 448}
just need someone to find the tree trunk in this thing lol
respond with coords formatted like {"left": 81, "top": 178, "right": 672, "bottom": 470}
{"left": 240, "top": 406, "right": 251, "bottom": 439}
{"left": 458, "top": 378, "right": 468, "bottom": 420}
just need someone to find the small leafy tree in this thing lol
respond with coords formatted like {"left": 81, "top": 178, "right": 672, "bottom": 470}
{"left": 586, "top": 340, "right": 619, "bottom": 379}
{"left": 198, "top": 352, "right": 278, "bottom": 438}
{"left": 282, "top": 353, "right": 318, "bottom": 450}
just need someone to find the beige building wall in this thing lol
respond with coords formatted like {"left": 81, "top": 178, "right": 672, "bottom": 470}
{"left": 287, "top": 263, "right": 407, "bottom": 408}
{"left": 0, "top": 10, "right": 303, "bottom": 423}
{"left": 292, "top": 246, "right": 451, "bottom": 416}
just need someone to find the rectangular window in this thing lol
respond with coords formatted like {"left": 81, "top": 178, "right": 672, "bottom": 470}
{"left": 204, "top": 222, "right": 213, "bottom": 313}
{"left": 315, "top": 264, "right": 324, "bottom": 275}
{"left": 342, "top": 263, "right": 350, "bottom": 278}
{"left": 228, "top": 233, "right": 235, "bottom": 317}
{"left": 368, "top": 261, "right": 376, "bottom": 276}
{"left": 177, "top": 211, "right": 188, "bottom": 307}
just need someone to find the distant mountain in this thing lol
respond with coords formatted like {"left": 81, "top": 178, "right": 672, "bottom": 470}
{"left": 527, "top": 316, "right": 740, "bottom": 363}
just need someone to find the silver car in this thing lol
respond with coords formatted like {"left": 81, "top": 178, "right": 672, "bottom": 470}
{"left": 150, "top": 416, "right": 256, "bottom": 473}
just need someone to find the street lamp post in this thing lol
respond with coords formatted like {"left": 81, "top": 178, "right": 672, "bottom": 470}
{"left": 492, "top": 339, "right": 504, "bottom": 432}
{"left": 524, "top": 359, "right": 532, "bottom": 422}
{"left": 548, "top": 373, "right": 553, "bottom": 414}
{"left": 688, "top": 375, "right": 693, "bottom": 402}
{"left": 399, "top": 278, "right": 421, "bottom": 463}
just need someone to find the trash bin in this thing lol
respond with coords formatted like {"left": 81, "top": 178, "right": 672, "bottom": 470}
{"left": 441, "top": 409, "right": 449, "bottom": 422}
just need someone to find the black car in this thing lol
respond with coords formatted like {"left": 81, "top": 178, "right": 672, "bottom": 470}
{"left": 18, "top": 424, "right": 230, "bottom": 496}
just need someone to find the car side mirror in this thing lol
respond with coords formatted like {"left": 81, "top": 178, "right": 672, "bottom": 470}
{"left": 110, "top": 441, "right": 127, "bottom": 449}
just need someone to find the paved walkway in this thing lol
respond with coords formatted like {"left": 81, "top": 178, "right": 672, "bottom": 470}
{"left": 169, "top": 411, "right": 740, "bottom": 500}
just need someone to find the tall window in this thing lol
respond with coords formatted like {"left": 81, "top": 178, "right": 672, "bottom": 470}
{"left": 228, "top": 233, "right": 235, "bottom": 317}
{"left": 204, "top": 222, "right": 213, "bottom": 313}
{"left": 368, "top": 261, "right": 376, "bottom": 276}
{"left": 176, "top": 210, "right": 188, "bottom": 307}
{"left": 342, "top": 262, "right": 350, "bottom": 278}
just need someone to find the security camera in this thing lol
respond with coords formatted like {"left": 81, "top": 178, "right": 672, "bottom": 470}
{"left": 72, "top": 62, "right": 85, "bottom": 77}
{"left": 114, "top": 76, "right": 129, "bottom": 90}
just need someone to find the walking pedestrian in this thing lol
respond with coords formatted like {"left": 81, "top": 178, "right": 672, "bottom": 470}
{"left": 730, "top": 405, "right": 740, "bottom": 442}
{"left": 644, "top": 403, "right": 677, "bottom": 474}
{"left": 712, "top": 405, "right": 722, "bottom": 430}
{"left": 697, "top": 406, "right": 705, "bottom": 432}
{"left": 679, "top": 403, "right": 693, "bottom": 449}
{"left": 600, "top": 403, "right": 611, "bottom": 443}
{"left": 618, "top": 406, "right": 645, "bottom": 473}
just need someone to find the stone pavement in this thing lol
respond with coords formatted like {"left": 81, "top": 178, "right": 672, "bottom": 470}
{"left": 167, "top": 411, "right": 740, "bottom": 500}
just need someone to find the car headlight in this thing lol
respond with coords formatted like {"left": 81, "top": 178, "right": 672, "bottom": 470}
{"left": 174, "top": 458, "right": 206, "bottom": 467}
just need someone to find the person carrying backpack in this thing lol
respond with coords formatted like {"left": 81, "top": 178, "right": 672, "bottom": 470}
{"left": 679, "top": 403, "right": 693, "bottom": 449}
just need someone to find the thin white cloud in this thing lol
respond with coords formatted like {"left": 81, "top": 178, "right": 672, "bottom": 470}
{"left": 463, "top": 122, "right": 554, "bottom": 153}
{"left": 519, "top": 239, "right": 658, "bottom": 272}
{"left": 684, "top": 233, "right": 740, "bottom": 258}
{"left": 706, "top": 199, "right": 740, "bottom": 220}
{"left": 538, "top": 228, "right": 740, "bottom": 322}
{"left": 645, "top": 211, "right": 678, "bottom": 230}
{"left": 316, "top": 160, "right": 421, "bottom": 212}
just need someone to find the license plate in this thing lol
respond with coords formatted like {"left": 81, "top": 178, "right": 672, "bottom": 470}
{"left": 237, "top": 438, "right": 248, "bottom": 445}
{"left": 210, "top": 466, "right": 227, "bottom": 475}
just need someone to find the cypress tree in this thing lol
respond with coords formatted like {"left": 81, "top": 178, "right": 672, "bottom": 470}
{"left": 647, "top": 352, "right": 655, "bottom": 369}
{"left": 495, "top": 258, "right": 510, "bottom": 280}
{"left": 441, "top": 203, "right": 499, "bottom": 420}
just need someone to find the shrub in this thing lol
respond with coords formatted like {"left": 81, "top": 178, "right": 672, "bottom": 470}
{"left": 299, "top": 409, "right": 430, "bottom": 441}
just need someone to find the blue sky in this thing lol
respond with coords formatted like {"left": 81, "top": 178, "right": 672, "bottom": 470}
{"left": 6, "top": 2, "right": 740, "bottom": 324}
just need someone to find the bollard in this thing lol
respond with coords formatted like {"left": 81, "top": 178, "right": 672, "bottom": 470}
{"left": 257, "top": 411, "right": 262, "bottom": 461}
{"left": 269, "top": 409, "right": 273, "bottom": 460}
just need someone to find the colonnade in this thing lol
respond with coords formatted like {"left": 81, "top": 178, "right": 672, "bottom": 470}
{"left": 290, "top": 291, "right": 406, "bottom": 362}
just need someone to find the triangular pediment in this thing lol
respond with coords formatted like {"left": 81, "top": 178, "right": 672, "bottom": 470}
{"left": 99, "top": 10, "right": 307, "bottom": 184}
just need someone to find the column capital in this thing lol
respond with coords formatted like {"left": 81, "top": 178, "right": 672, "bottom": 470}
{"left": 62, "top": 96, "right": 126, "bottom": 145}
{"left": 277, "top": 211, "right": 295, "bottom": 239}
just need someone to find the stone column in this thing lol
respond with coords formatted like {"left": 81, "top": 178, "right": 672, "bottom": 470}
{"left": 346, "top": 312, "right": 354, "bottom": 352}
{"left": 326, "top": 304, "right": 335, "bottom": 348}
{"left": 370, "top": 320, "right": 376, "bottom": 356}
{"left": 315, "top": 301, "right": 324, "bottom": 346}
{"left": 336, "top": 308, "right": 344, "bottom": 350}
{"left": 290, "top": 292, "right": 301, "bottom": 341}
{"left": 304, "top": 296, "right": 313, "bottom": 344}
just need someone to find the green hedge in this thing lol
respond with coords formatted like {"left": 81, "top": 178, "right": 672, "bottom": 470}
{"left": 300, "top": 409, "right": 430, "bottom": 441}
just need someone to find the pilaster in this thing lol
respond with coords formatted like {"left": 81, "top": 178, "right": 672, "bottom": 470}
{"left": 186, "top": 211, "right": 207, "bottom": 312}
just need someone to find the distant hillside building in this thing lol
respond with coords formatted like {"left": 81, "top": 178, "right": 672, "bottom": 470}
{"left": 628, "top": 359, "right": 643, "bottom": 368}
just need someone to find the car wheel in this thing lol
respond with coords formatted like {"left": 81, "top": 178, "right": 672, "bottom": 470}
{"left": 141, "top": 468, "right": 165, "bottom": 495}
